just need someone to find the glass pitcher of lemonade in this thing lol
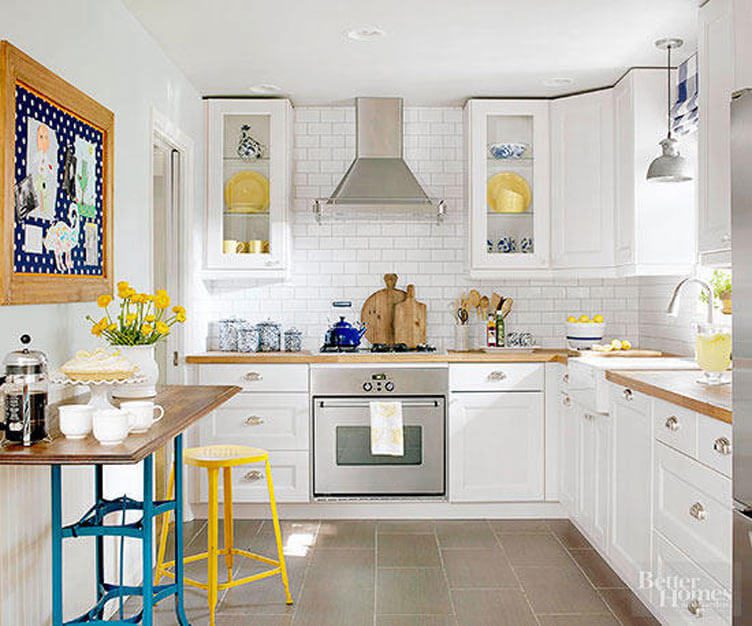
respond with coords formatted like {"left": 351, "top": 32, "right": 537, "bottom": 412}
{"left": 695, "top": 323, "right": 731, "bottom": 385}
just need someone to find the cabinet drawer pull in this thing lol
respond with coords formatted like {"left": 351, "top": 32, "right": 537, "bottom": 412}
{"left": 562, "top": 373, "right": 570, "bottom": 384}
{"left": 622, "top": 388, "right": 633, "bottom": 401}
{"left": 713, "top": 437, "right": 732, "bottom": 455}
{"left": 721, "top": 233, "right": 731, "bottom": 244}
{"left": 562, "top": 395, "right": 572, "bottom": 407}
{"left": 244, "top": 470, "right": 264, "bottom": 482}
{"left": 243, "top": 371, "right": 263, "bottom": 382}
{"left": 245, "top": 416, "right": 265, "bottom": 426}
{"left": 665, "top": 416, "right": 680, "bottom": 432}
{"left": 687, "top": 598, "right": 704, "bottom": 617}
{"left": 689, "top": 502, "right": 707, "bottom": 521}
{"left": 487, "top": 370, "right": 507, "bottom": 381}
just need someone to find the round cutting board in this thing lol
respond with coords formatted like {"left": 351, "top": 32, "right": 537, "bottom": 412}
{"left": 361, "top": 274, "right": 407, "bottom": 345}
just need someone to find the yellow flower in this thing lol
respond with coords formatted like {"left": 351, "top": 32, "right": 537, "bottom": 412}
{"left": 117, "top": 281, "right": 130, "bottom": 298}
{"left": 175, "top": 312, "right": 186, "bottom": 323}
{"left": 98, "top": 317, "right": 108, "bottom": 327}
{"left": 156, "top": 321, "right": 170, "bottom": 335}
{"left": 172, "top": 305, "right": 186, "bottom": 315}
{"left": 147, "top": 295, "right": 155, "bottom": 302}
{"left": 154, "top": 289, "right": 170, "bottom": 309}
{"left": 126, "top": 313, "right": 137, "bottom": 324}
{"left": 124, "top": 288, "right": 136, "bottom": 299}
{"left": 107, "top": 323, "right": 117, "bottom": 331}
{"left": 97, "top": 294, "right": 112, "bottom": 308}
{"left": 141, "top": 324, "right": 153, "bottom": 335}
{"left": 91, "top": 324, "right": 102, "bottom": 337}
{"left": 145, "top": 314, "right": 156, "bottom": 323}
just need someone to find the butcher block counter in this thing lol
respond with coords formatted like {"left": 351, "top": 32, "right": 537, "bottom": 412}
{"left": 606, "top": 369, "right": 732, "bottom": 423}
{"left": 186, "top": 348, "right": 573, "bottom": 365}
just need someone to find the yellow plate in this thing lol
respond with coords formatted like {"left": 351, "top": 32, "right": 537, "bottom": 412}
{"left": 487, "top": 172, "right": 531, "bottom": 213}
{"left": 224, "top": 170, "right": 270, "bottom": 213}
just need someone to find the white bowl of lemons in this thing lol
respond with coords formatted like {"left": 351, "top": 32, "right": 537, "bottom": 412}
{"left": 565, "top": 314, "right": 606, "bottom": 350}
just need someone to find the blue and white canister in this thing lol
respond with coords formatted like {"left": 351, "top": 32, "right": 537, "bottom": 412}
{"left": 519, "top": 237, "right": 534, "bottom": 254}
{"left": 257, "top": 320, "right": 282, "bottom": 352}
{"left": 218, "top": 318, "right": 243, "bottom": 351}
{"left": 497, "top": 236, "right": 517, "bottom": 254}
{"left": 284, "top": 328, "right": 303, "bottom": 352}
{"left": 237, "top": 323, "right": 260, "bottom": 353}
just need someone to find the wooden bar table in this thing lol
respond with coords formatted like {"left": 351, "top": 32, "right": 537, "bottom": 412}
{"left": 0, "top": 384, "right": 240, "bottom": 626}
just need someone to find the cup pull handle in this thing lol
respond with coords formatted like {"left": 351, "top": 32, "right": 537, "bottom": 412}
{"left": 488, "top": 371, "right": 507, "bottom": 381}
{"left": 244, "top": 470, "right": 264, "bottom": 482}
{"left": 245, "top": 416, "right": 265, "bottom": 426}
{"left": 244, "top": 371, "right": 263, "bottom": 382}
{"left": 713, "top": 437, "right": 732, "bottom": 455}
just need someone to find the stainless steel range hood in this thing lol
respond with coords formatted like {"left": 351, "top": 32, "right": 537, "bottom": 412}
{"left": 313, "top": 98, "right": 445, "bottom": 223}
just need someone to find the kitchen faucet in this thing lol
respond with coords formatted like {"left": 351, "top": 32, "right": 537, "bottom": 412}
{"left": 666, "top": 277, "right": 714, "bottom": 324}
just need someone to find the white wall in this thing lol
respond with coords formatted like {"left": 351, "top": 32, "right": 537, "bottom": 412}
{"left": 191, "top": 105, "right": 641, "bottom": 352}
{"left": 0, "top": 1, "right": 203, "bottom": 623}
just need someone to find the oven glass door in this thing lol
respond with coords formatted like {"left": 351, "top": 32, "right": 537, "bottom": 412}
{"left": 314, "top": 397, "right": 445, "bottom": 496}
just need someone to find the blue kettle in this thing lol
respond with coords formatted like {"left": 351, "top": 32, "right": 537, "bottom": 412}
{"left": 324, "top": 316, "right": 368, "bottom": 348}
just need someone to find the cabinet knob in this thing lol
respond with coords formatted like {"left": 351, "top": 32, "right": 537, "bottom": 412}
{"left": 665, "top": 416, "right": 680, "bottom": 432}
{"left": 687, "top": 598, "right": 704, "bottom": 617}
{"left": 244, "top": 371, "right": 263, "bottom": 382}
{"left": 622, "top": 388, "right": 633, "bottom": 401}
{"left": 721, "top": 233, "right": 731, "bottom": 244}
{"left": 562, "top": 395, "right": 572, "bottom": 407}
{"left": 562, "top": 373, "right": 570, "bottom": 384}
{"left": 689, "top": 502, "right": 707, "bottom": 521}
{"left": 713, "top": 437, "right": 732, "bottom": 455}
{"left": 244, "top": 470, "right": 264, "bottom": 482}
{"left": 487, "top": 370, "right": 507, "bottom": 381}
{"left": 264, "top": 260, "right": 281, "bottom": 267}
{"left": 245, "top": 416, "right": 265, "bottom": 426}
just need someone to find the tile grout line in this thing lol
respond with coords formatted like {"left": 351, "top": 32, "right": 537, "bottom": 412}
{"left": 373, "top": 523, "right": 378, "bottom": 626}
{"left": 289, "top": 519, "right": 322, "bottom": 624}
{"left": 434, "top": 524, "right": 459, "bottom": 622}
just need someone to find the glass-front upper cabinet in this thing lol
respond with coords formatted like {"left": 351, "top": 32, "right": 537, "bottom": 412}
{"left": 205, "top": 99, "right": 292, "bottom": 277}
{"left": 466, "top": 99, "right": 550, "bottom": 276}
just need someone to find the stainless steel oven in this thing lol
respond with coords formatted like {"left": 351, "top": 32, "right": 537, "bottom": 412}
{"left": 312, "top": 366, "right": 447, "bottom": 497}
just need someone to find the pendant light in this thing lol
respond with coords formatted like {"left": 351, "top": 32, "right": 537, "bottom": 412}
{"left": 646, "top": 38, "right": 693, "bottom": 182}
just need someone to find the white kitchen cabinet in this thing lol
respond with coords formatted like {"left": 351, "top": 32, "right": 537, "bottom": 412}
{"left": 465, "top": 99, "right": 551, "bottom": 277}
{"left": 608, "top": 385, "right": 653, "bottom": 590}
{"left": 204, "top": 98, "right": 293, "bottom": 279}
{"left": 613, "top": 69, "right": 696, "bottom": 276}
{"left": 449, "top": 391, "right": 544, "bottom": 501}
{"left": 698, "top": 0, "right": 735, "bottom": 266}
{"left": 551, "top": 89, "right": 615, "bottom": 270}
{"left": 559, "top": 392, "right": 578, "bottom": 515}
{"left": 734, "top": 0, "right": 752, "bottom": 91}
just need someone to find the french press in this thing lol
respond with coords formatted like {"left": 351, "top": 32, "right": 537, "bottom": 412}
{"left": 0, "top": 335, "right": 49, "bottom": 446}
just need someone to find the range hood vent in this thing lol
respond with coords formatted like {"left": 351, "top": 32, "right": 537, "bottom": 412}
{"left": 314, "top": 97, "right": 445, "bottom": 223}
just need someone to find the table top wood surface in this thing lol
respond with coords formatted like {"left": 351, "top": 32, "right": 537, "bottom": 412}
{"left": 0, "top": 384, "right": 241, "bottom": 466}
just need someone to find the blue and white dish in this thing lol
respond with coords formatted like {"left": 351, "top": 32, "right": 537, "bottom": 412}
{"left": 497, "top": 236, "right": 517, "bottom": 254}
{"left": 487, "top": 239, "right": 494, "bottom": 253}
{"left": 488, "top": 142, "right": 528, "bottom": 160}
{"left": 519, "top": 237, "right": 534, "bottom": 254}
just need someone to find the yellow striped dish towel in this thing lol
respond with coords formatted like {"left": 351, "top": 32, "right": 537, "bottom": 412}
{"left": 369, "top": 401, "right": 404, "bottom": 456}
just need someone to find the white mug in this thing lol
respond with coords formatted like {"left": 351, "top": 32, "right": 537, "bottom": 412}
{"left": 58, "top": 405, "right": 94, "bottom": 440}
{"left": 121, "top": 401, "right": 164, "bottom": 434}
{"left": 93, "top": 409, "right": 130, "bottom": 446}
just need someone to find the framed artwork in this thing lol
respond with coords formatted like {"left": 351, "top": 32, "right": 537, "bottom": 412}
{"left": 0, "top": 41, "right": 113, "bottom": 304}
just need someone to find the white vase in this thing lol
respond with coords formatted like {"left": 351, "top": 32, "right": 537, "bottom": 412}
{"left": 112, "top": 345, "right": 159, "bottom": 398}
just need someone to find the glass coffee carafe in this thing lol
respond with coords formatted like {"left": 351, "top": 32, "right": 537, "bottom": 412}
{"left": 0, "top": 335, "right": 49, "bottom": 446}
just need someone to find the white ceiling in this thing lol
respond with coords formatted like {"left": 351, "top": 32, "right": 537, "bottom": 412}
{"left": 122, "top": 0, "right": 698, "bottom": 105}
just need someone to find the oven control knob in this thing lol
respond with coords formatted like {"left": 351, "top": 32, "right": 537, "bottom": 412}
{"left": 362, "top": 382, "right": 373, "bottom": 392}
{"left": 385, "top": 382, "right": 395, "bottom": 392}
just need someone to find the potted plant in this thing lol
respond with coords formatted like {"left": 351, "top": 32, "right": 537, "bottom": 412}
{"left": 87, "top": 281, "right": 186, "bottom": 397}
{"left": 699, "top": 270, "right": 732, "bottom": 315}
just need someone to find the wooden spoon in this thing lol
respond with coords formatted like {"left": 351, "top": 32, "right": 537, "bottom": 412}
{"left": 501, "top": 297, "right": 514, "bottom": 318}
{"left": 491, "top": 292, "right": 502, "bottom": 313}
{"left": 479, "top": 295, "right": 489, "bottom": 320}
{"left": 467, "top": 289, "right": 481, "bottom": 309}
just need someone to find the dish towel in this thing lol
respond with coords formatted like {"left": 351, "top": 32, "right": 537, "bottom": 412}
{"left": 370, "top": 401, "right": 404, "bottom": 456}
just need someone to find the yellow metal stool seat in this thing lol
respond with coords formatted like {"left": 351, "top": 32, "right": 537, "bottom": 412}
{"left": 155, "top": 444, "right": 292, "bottom": 626}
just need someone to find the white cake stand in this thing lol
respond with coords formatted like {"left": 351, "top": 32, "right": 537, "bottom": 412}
{"left": 51, "top": 372, "right": 147, "bottom": 410}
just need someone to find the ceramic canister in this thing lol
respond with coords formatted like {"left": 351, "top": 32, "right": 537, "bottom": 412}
{"left": 218, "top": 318, "right": 243, "bottom": 351}
{"left": 237, "top": 324, "right": 260, "bottom": 353}
{"left": 257, "top": 320, "right": 282, "bottom": 352}
{"left": 284, "top": 328, "right": 303, "bottom": 352}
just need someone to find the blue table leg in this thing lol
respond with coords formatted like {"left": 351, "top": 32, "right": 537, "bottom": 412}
{"left": 94, "top": 465, "right": 104, "bottom": 618}
{"left": 174, "top": 434, "right": 190, "bottom": 625}
{"left": 51, "top": 465, "right": 63, "bottom": 626}
{"left": 142, "top": 455, "right": 154, "bottom": 626}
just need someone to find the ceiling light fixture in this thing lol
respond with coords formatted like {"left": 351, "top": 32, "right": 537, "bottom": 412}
{"left": 542, "top": 77, "right": 574, "bottom": 87}
{"left": 249, "top": 83, "right": 282, "bottom": 95}
{"left": 646, "top": 38, "right": 692, "bottom": 183}
{"left": 346, "top": 27, "right": 387, "bottom": 41}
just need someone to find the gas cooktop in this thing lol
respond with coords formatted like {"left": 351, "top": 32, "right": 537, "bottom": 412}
{"left": 319, "top": 343, "right": 437, "bottom": 354}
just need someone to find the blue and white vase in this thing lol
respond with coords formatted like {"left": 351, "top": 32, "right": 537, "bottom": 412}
{"left": 497, "top": 236, "right": 517, "bottom": 254}
{"left": 237, "top": 124, "right": 264, "bottom": 160}
{"left": 520, "top": 237, "right": 534, "bottom": 254}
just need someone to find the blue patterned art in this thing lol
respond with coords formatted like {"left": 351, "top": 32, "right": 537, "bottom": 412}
{"left": 13, "top": 84, "right": 104, "bottom": 276}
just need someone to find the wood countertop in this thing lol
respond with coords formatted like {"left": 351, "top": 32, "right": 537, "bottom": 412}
{"left": 605, "top": 370, "right": 732, "bottom": 424}
{"left": 186, "top": 348, "right": 573, "bottom": 365}
{"left": 0, "top": 384, "right": 241, "bottom": 466}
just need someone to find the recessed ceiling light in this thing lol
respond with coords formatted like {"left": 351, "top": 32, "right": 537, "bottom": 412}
{"left": 543, "top": 77, "right": 574, "bottom": 87}
{"left": 249, "top": 83, "right": 282, "bottom": 94}
{"left": 346, "top": 26, "right": 387, "bottom": 41}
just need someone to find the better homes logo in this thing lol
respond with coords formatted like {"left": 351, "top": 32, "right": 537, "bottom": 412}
{"left": 639, "top": 571, "right": 730, "bottom": 615}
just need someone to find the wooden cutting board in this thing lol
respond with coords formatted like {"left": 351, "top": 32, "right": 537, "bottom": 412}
{"left": 361, "top": 274, "right": 407, "bottom": 345}
{"left": 394, "top": 284, "right": 427, "bottom": 348}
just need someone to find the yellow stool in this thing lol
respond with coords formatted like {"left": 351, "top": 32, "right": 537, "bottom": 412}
{"left": 155, "top": 445, "right": 292, "bottom": 625}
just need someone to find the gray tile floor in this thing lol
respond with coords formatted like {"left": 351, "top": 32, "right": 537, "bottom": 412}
{"left": 131, "top": 519, "right": 661, "bottom": 625}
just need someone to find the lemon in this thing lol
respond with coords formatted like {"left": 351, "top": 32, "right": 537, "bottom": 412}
{"left": 579, "top": 315, "right": 591, "bottom": 323}
{"left": 622, "top": 340, "right": 632, "bottom": 351}
{"left": 593, "top": 314, "right": 604, "bottom": 323}
{"left": 610, "top": 339, "right": 623, "bottom": 350}
{"left": 566, "top": 316, "right": 577, "bottom": 323}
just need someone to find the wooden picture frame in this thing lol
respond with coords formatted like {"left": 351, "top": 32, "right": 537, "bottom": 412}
{"left": 0, "top": 41, "right": 113, "bottom": 304}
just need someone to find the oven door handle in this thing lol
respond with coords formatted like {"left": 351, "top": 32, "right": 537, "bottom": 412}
{"left": 316, "top": 400, "right": 441, "bottom": 409}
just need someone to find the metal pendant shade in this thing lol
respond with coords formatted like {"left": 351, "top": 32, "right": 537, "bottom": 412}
{"left": 646, "top": 38, "right": 693, "bottom": 182}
